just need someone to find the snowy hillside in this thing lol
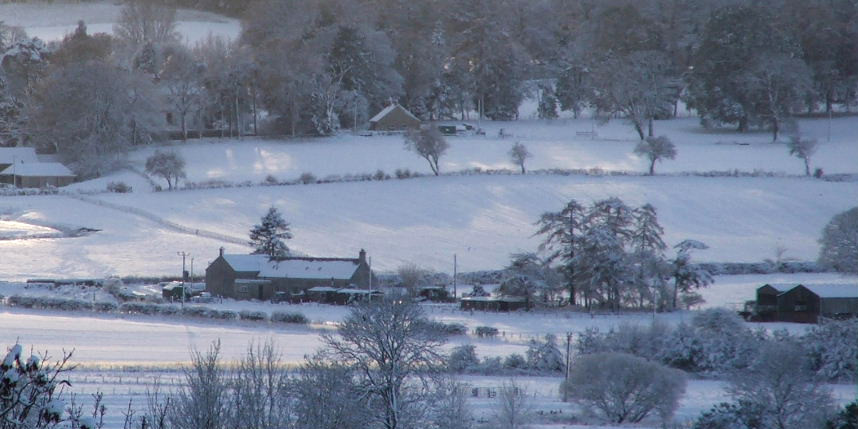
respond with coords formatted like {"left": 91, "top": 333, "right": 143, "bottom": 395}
{"left": 0, "top": 0, "right": 240, "bottom": 44}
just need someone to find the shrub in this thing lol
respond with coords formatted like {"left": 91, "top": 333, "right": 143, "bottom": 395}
{"left": 106, "top": 181, "right": 132, "bottom": 193}
{"left": 181, "top": 306, "right": 213, "bottom": 318}
{"left": 298, "top": 172, "right": 316, "bottom": 184}
{"left": 475, "top": 326, "right": 499, "bottom": 338}
{"left": 503, "top": 353, "right": 527, "bottom": 370}
{"left": 239, "top": 310, "right": 268, "bottom": 321}
{"left": 423, "top": 320, "right": 467, "bottom": 336}
{"left": 264, "top": 174, "right": 279, "bottom": 185}
{"left": 157, "top": 305, "right": 180, "bottom": 315}
{"left": 270, "top": 311, "right": 308, "bottom": 324}
{"left": 119, "top": 302, "right": 159, "bottom": 315}
{"left": 211, "top": 309, "right": 238, "bottom": 320}
{"left": 448, "top": 345, "right": 480, "bottom": 373}
{"left": 373, "top": 169, "right": 388, "bottom": 181}
{"left": 394, "top": 168, "right": 412, "bottom": 179}
{"left": 804, "top": 319, "right": 858, "bottom": 381}
{"left": 93, "top": 302, "right": 118, "bottom": 312}
{"left": 561, "top": 352, "right": 686, "bottom": 424}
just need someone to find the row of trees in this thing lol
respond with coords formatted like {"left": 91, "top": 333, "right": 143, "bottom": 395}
{"left": 532, "top": 197, "right": 711, "bottom": 311}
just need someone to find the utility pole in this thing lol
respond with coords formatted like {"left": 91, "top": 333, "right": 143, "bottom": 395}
{"left": 453, "top": 253, "right": 457, "bottom": 299}
{"left": 177, "top": 251, "right": 189, "bottom": 307}
{"left": 563, "top": 332, "right": 573, "bottom": 402}
{"left": 368, "top": 256, "right": 372, "bottom": 292}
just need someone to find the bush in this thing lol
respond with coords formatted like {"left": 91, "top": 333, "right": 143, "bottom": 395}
{"left": 239, "top": 310, "right": 268, "bottom": 321}
{"left": 119, "top": 302, "right": 160, "bottom": 315}
{"left": 298, "top": 172, "right": 317, "bottom": 184}
{"left": 93, "top": 302, "right": 118, "bottom": 312}
{"left": 423, "top": 320, "right": 467, "bottom": 336}
{"left": 475, "top": 326, "right": 499, "bottom": 338}
{"left": 181, "top": 306, "right": 213, "bottom": 318}
{"left": 270, "top": 311, "right": 309, "bottom": 324}
{"left": 448, "top": 345, "right": 480, "bottom": 373}
{"left": 373, "top": 169, "right": 388, "bottom": 181}
{"left": 211, "top": 309, "right": 238, "bottom": 320}
{"left": 264, "top": 174, "right": 279, "bottom": 185}
{"left": 503, "top": 353, "right": 527, "bottom": 370}
{"left": 106, "top": 181, "right": 132, "bottom": 193}
{"left": 561, "top": 352, "right": 686, "bottom": 424}
{"left": 804, "top": 319, "right": 858, "bottom": 381}
{"left": 157, "top": 305, "right": 180, "bottom": 315}
{"left": 394, "top": 168, "right": 412, "bottom": 179}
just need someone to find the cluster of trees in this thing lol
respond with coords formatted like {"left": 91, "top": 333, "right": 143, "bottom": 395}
{"left": 533, "top": 197, "right": 711, "bottom": 311}
{"left": 238, "top": 0, "right": 858, "bottom": 140}
{"left": 818, "top": 206, "right": 858, "bottom": 274}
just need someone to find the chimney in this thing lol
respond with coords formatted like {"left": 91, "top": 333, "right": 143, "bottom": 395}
{"left": 359, "top": 248, "right": 366, "bottom": 264}
{"left": 219, "top": 247, "right": 224, "bottom": 257}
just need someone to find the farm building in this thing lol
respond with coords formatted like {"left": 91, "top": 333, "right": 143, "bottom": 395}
{"left": 752, "top": 283, "right": 795, "bottom": 321}
{"left": 0, "top": 147, "right": 38, "bottom": 172}
{"left": 205, "top": 248, "right": 374, "bottom": 301}
{"left": 0, "top": 161, "right": 75, "bottom": 188}
{"left": 460, "top": 296, "right": 529, "bottom": 312}
{"left": 368, "top": 103, "right": 421, "bottom": 131}
{"left": 775, "top": 284, "right": 858, "bottom": 323}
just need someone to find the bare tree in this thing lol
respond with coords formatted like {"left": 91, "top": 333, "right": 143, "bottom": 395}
{"left": 508, "top": 142, "right": 531, "bottom": 174}
{"left": 634, "top": 135, "right": 677, "bottom": 175}
{"left": 404, "top": 127, "right": 449, "bottom": 176}
{"left": 0, "top": 344, "right": 77, "bottom": 429}
{"left": 727, "top": 341, "right": 835, "bottom": 429}
{"left": 320, "top": 298, "right": 446, "bottom": 429}
{"left": 169, "top": 341, "right": 231, "bottom": 429}
{"left": 162, "top": 46, "right": 202, "bottom": 141}
{"left": 230, "top": 342, "right": 292, "bottom": 429}
{"left": 397, "top": 263, "right": 426, "bottom": 295}
{"left": 561, "top": 352, "right": 686, "bottom": 424}
{"left": 818, "top": 207, "right": 858, "bottom": 273}
{"left": 786, "top": 134, "right": 818, "bottom": 176}
{"left": 494, "top": 379, "right": 533, "bottom": 429}
{"left": 114, "top": 0, "right": 178, "bottom": 47}
{"left": 431, "top": 382, "right": 473, "bottom": 429}
{"left": 291, "top": 358, "right": 370, "bottom": 429}
{"left": 145, "top": 150, "right": 186, "bottom": 190}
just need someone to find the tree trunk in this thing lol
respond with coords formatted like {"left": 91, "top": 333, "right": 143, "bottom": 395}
{"left": 804, "top": 158, "right": 811, "bottom": 176}
{"left": 633, "top": 121, "right": 645, "bottom": 140}
{"left": 181, "top": 113, "right": 187, "bottom": 141}
{"left": 737, "top": 117, "right": 748, "bottom": 132}
{"left": 649, "top": 158, "right": 656, "bottom": 175}
{"left": 771, "top": 117, "right": 779, "bottom": 142}
{"left": 647, "top": 118, "right": 654, "bottom": 137}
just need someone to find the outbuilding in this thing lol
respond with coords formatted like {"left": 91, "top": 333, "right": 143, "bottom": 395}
{"left": 776, "top": 284, "right": 858, "bottom": 323}
{"left": 368, "top": 103, "right": 421, "bottom": 131}
{"left": 0, "top": 162, "right": 76, "bottom": 188}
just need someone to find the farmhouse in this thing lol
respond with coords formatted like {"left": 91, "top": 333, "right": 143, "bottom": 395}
{"left": 205, "top": 248, "right": 374, "bottom": 301}
{"left": 368, "top": 103, "right": 421, "bottom": 131}
{"left": 0, "top": 161, "right": 76, "bottom": 188}
{"left": 0, "top": 147, "right": 38, "bottom": 172}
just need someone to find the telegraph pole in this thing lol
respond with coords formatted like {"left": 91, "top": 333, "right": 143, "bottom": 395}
{"left": 177, "top": 251, "right": 190, "bottom": 307}
{"left": 563, "top": 332, "right": 573, "bottom": 402}
{"left": 453, "top": 253, "right": 458, "bottom": 299}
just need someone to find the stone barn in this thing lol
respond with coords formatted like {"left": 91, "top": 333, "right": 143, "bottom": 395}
{"left": 205, "top": 248, "right": 375, "bottom": 301}
{"left": 368, "top": 103, "right": 421, "bottom": 131}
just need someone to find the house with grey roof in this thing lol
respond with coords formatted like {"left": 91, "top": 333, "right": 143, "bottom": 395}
{"left": 0, "top": 148, "right": 75, "bottom": 188}
{"left": 205, "top": 248, "right": 374, "bottom": 301}
{"left": 368, "top": 103, "right": 421, "bottom": 131}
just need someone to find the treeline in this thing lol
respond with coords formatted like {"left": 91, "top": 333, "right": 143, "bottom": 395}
{"left": 1, "top": 0, "right": 857, "bottom": 177}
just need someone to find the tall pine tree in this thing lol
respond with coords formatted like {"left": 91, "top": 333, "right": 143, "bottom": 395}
{"left": 249, "top": 206, "right": 293, "bottom": 258}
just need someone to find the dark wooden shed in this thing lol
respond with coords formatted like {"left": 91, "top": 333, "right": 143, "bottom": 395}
{"left": 776, "top": 284, "right": 858, "bottom": 323}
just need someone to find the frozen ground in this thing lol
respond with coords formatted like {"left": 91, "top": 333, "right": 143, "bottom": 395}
{"left": 115, "top": 116, "right": 858, "bottom": 186}
{"left": 0, "top": 0, "right": 240, "bottom": 45}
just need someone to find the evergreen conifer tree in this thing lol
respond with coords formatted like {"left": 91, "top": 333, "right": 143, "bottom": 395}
{"left": 249, "top": 207, "right": 292, "bottom": 258}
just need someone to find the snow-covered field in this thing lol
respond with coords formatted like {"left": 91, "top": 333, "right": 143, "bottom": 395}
{"left": 0, "top": 0, "right": 240, "bottom": 44}
{"left": 0, "top": 116, "right": 855, "bottom": 278}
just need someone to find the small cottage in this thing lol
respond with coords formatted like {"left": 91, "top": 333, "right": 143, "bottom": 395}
{"left": 0, "top": 162, "right": 76, "bottom": 188}
{"left": 368, "top": 103, "right": 421, "bottom": 131}
{"left": 205, "top": 248, "right": 374, "bottom": 301}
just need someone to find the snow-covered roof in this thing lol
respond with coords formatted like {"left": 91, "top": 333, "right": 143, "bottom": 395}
{"left": 369, "top": 104, "right": 419, "bottom": 123}
{"left": 260, "top": 259, "right": 359, "bottom": 280}
{"left": 0, "top": 162, "right": 75, "bottom": 177}
{"left": 223, "top": 254, "right": 265, "bottom": 272}
{"left": 222, "top": 254, "right": 360, "bottom": 280}
{"left": 760, "top": 283, "right": 795, "bottom": 292}
{"left": 801, "top": 284, "right": 858, "bottom": 299}
{"left": 307, "top": 286, "right": 339, "bottom": 292}
{"left": 0, "top": 147, "right": 38, "bottom": 164}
